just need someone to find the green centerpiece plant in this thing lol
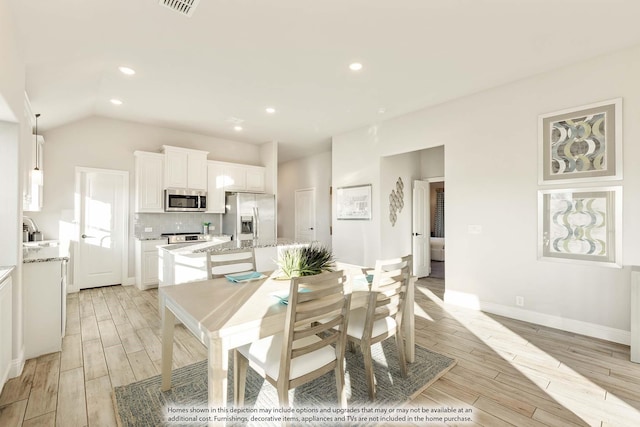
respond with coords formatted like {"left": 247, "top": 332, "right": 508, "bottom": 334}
{"left": 277, "top": 244, "right": 335, "bottom": 279}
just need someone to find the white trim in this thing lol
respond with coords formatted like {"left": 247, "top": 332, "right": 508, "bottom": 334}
{"left": 444, "top": 289, "right": 630, "bottom": 345}
{"left": 426, "top": 176, "right": 445, "bottom": 183}
{"left": 9, "top": 348, "right": 25, "bottom": 379}
{"left": 124, "top": 276, "right": 136, "bottom": 286}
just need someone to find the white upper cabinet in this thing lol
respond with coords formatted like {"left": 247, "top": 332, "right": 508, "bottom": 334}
{"left": 222, "top": 163, "right": 265, "bottom": 193}
{"left": 246, "top": 165, "right": 266, "bottom": 192}
{"left": 206, "top": 161, "right": 226, "bottom": 213}
{"left": 134, "top": 151, "right": 164, "bottom": 212}
{"left": 162, "top": 145, "right": 208, "bottom": 190}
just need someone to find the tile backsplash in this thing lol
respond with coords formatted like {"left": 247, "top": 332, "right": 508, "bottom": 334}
{"left": 134, "top": 213, "right": 223, "bottom": 238}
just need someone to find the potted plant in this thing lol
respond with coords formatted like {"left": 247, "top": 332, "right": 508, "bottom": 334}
{"left": 276, "top": 243, "right": 335, "bottom": 279}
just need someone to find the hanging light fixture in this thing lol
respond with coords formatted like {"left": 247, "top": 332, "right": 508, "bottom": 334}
{"left": 31, "top": 113, "right": 43, "bottom": 185}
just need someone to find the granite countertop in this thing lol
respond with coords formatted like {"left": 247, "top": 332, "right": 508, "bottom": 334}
{"left": 23, "top": 243, "right": 70, "bottom": 263}
{"left": 0, "top": 266, "right": 15, "bottom": 283}
{"left": 159, "top": 237, "right": 305, "bottom": 255}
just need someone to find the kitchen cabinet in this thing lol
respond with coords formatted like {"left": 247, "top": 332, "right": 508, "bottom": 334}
{"left": 0, "top": 274, "right": 12, "bottom": 392}
{"left": 206, "top": 161, "right": 226, "bottom": 213}
{"left": 135, "top": 239, "right": 167, "bottom": 290}
{"left": 245, "top": 165, "right": 266, "bottom": 192}
{"left": 134, "top": 151, "right": 164, "bottom": 212}
{"left": 24, "top": 260, "right": 65, "bottom": 359}
{"left": 162, "top": 145, "right": 208, "bottom": 190}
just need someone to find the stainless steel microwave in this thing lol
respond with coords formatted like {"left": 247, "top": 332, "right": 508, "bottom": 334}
{"left": 164, "top": 188, "right": 207, "bottom": 212}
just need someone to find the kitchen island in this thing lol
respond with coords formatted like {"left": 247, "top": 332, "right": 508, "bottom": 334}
{"left": 158, "top": 237, "right": 307, "bottom": 287}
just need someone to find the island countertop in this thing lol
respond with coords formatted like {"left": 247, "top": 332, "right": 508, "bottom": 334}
{"left": 158, "top": 238, "right": 305, "bottom": 255}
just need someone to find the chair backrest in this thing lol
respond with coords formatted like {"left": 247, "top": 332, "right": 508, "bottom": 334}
{"left": 205, "top": 248, "right": 257, "bottom": 279}
{"left": 279, "top": 271, "right": 351, "bottom": 389}
{"left": 366, "top": 255, "right": 412, "bottom": 341}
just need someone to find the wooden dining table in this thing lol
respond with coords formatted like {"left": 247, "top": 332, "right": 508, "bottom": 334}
{"left": 159, "top": 266, "right": 415, "bottom": 424}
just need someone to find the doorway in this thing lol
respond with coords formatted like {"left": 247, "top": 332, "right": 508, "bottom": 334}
{"left": 295, "top": 188, "right": 316, "bottom": 242}
{"left": 429, "top": 179, "right": 445, "bottom": 279}
{"left": 74, "top": 167, "right": 128, "bottom": 289}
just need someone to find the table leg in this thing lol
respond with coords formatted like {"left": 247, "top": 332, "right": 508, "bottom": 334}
{"left": 161, "top": 306, "right": 176, "bottom": 391}
{"left": 404, "top": 277, "right": 416, "bottom": 363}
{"left": 208, "top": 337, "right": 229, "bottom": 406}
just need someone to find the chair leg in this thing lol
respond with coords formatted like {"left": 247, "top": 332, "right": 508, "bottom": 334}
{"left": 277, "top": 385, "right": 289, "bottom": 408}
{"left": 233, "top": 350, "right": 248, "bottom": 406}
{"left": 361, "top": 344, "right": 376, "bottom": 400}
{"left": 335, "top": 364, "right": 347, "bottom": 408}
{"left": 394, "top": 333, "right": 408, "bottom": 378}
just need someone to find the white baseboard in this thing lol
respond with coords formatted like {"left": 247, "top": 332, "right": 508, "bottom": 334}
{"left": 124, "top": 276, "right": 135, "bottom": 286}
{"left": 9, "top": 347, "right": 25, "bottom": 379}
{"left": 444, "top": 290, "right": 630, "bottom": 345}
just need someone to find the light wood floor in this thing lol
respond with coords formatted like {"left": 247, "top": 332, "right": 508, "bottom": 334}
{"left": 1, "top": 278, "right": 640, "bottom": 426}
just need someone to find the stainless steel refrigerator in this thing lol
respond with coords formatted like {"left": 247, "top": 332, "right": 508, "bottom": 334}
{"left": 223, "top": 193, "right": 276, "bottom": 241}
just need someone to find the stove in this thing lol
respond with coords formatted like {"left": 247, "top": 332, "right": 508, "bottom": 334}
{"left": 161, "top": 232, "right": 208, "bottom": 244}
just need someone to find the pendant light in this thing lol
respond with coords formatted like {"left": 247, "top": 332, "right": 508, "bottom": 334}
{"left": 31, "top": 113, "right": 43, "bottom": 186}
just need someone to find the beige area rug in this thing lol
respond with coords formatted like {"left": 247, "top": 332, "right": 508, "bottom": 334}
{"left": 113, "top": 340, "right": 456, "bottom": 426}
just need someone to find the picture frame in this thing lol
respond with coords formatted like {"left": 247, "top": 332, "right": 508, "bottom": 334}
{"left": 537, "top": 187, "right": 622, "bottom": 268}
{"left": 336, "top": 184, "right": 372, "bottom": 220}
{"left": 538, "top": 98, "right": 622, "bottom": 184}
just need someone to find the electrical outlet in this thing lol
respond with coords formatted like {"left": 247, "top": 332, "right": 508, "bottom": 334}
{"left": 515, "top": 296, "right": 524, "bottom": 307}
{"left": 144, "top": 227, "right": 153, "bottom": 232}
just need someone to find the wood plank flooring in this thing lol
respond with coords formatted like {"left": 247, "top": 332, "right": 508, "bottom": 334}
{"left": 1, "top": 278, "right": 639, "bottom": 426}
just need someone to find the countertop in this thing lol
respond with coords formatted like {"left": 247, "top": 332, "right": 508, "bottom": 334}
{"left": 23, "top": 243, "right": 70, "bottom": 264}
{"left": 0, "top": 265, "right": 15, "bottom": 283}
{"left": 161, "top": 238, "right": 304, "bottom": 255}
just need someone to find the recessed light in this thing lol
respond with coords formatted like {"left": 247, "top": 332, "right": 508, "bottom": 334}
{"left": 349, "top": 62, "right": 363, "bottom": 71}
{"left": 110, "top": 99, "right": 123, "bottom": 105}
{"left": 118, "top": 66, "right": 136, "bottom": 76}
{"left": 265, "top": 107, "right": 276, "bottom": 114}
{"left": 378, "top": 107, "right": 386, "bottom": 114}
{"left": 234, "top": 125, "right": 243, "bottom": 131}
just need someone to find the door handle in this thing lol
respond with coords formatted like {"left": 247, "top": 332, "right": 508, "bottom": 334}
{"left": 309, "top": 227, "right": 314, "bottom": 230}
{"left": 412, "top": 233, "right": 422, "bottom": 236}
{"left": 81, "top": 234, "right": 94, "bottom": 239}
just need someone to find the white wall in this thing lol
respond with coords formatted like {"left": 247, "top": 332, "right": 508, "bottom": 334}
{"left": 420, "top": 145, "right": 444, "bottom": 178}
{"left": 380, "top": 152, "right": 421, "bottom": 259}
{"left": 278, "top": 151, "right": 332, "bottom": 248}
{"left": 0, "top": 0, "right": 26, "bottom": 379}
{"left": 333, "top": 45, "right": 640, "bottom": 342}
{"left": 29, "top": 116, "right": 265, "bottom": 280}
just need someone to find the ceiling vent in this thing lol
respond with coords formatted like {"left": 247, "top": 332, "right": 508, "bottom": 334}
{"left": 159, "top": 0, "right": 200, "bottom": 17}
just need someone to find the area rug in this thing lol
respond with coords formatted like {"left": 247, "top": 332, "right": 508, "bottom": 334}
{"left": 113, "top": 340, "right": 456, "bottom": 426}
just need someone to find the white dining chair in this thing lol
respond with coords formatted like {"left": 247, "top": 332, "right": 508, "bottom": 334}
{"left": 233, "top": 271, "right": 352, "bottom": 408}
{"left": 346, "top": 254, "right": 411, "bottom": 400}
{"left": 205, "top": 248, "right": 256, "bottom": 279}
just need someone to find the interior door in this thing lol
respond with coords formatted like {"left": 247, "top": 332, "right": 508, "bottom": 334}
{"left": 76, "top": 168, "right": 128, "bottom": 289}
{"left": 295, "top": 188, "right": 316, "bottom": 242}
{"left": 412, "top": 180, "right": 430, "bottom": 277}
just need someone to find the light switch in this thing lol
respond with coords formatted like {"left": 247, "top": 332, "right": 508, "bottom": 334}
{"left": 144, "top": 227, "right": 153, "bottom": 232}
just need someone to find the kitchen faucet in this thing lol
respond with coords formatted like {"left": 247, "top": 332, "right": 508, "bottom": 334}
{"left": 23, "top": 216, "right": 39, "bottom": 233}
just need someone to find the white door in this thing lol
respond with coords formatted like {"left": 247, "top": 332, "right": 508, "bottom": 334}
{"left": 295, "top": 188, "right": 316, "bottom": 242}
{"left": 75, "top": 168, "right": 128, "bottom": 289}
{"left": 412, "top": 180, "right": 430, "bottom": 277}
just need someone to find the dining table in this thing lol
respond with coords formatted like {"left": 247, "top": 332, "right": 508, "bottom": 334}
{"left": 159, "top": 264, "right": 415, "bottom": 425}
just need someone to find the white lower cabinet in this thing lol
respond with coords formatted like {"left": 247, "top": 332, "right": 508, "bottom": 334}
{"left": 135, "top": 239, "right": 167, "bottom": 290}
{"left": 24, "top": 261, "right": 65, "bottom": 360}
{"left": 0, "top": 275, "right": 12, "bottom": 393}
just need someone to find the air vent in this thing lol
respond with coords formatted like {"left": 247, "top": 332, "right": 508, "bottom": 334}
{"left": 159, "top": 0, "right": 200, "bottom": 17}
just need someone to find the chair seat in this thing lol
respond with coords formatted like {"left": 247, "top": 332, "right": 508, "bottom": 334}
{"left": 346, "top": 307, "right": 397, "bottom": 339}
{"left": 237, "top": 333, "right": 336, "bottom": 381}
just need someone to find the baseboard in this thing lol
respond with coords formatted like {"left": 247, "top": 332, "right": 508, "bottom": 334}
{"left": 444, "top": 290, "right": 630, "bottom": 345}
{"left": 9, "top": 347, "right": 25, "bottom": 379}
{"left": 123, "top": 276, "right": 135, "bottom": 286}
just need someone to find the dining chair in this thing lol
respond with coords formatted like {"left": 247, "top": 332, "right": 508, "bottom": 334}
{"left": 233, "top": 270, "right": 352, "bottom": 408}
{"left": 205, "top": 248, "right": 256, "bottom": 279}
{"left": 346, "top": 254, "right": 412, "bottom": 400}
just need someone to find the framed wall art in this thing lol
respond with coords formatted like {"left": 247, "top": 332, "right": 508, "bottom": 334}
{"left": 538, "top": 187, "right": 622, "bottom": 267}
{"left": 538, "top": 98, "right": 622, "bottom": 184}
{"left": 336, "top": 184, "right": 372, "bottom": 220}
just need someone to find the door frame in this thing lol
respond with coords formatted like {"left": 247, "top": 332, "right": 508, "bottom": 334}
{"left": 73, "top": 167, "right": 129, "bottom": 291}
{"left": 294, "top": 187, "right": 316, "bottom": 242}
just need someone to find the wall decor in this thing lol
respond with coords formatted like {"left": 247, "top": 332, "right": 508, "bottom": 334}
{"left": 538, "top": 98, "right": 622, "bottom": 184}
{"left": 388, "top": 177, "right": 404, "bottom": 226}
{"left": 538, "top": 187, "right": 622, "bottom": 267}
{"left": 336, "top": 184, "right": 372, "bottom": 220}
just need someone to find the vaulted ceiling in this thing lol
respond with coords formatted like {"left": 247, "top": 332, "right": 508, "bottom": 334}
{"left": 9, "top": 0, "right": 640, "bottom": 161}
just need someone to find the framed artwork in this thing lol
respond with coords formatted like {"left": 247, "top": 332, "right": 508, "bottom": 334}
{"left": 538, "top": 98, "right": 622, "bottom": 184}
{"left": 538, "top": 187, "right": 622, "bottom": 267}
{"left": 336, "top": 184, "right": 372, "bottom": 220}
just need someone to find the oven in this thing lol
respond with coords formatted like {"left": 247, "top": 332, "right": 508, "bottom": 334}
{"left": 164, "top": 188, "right": 207, "bottom": 212}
